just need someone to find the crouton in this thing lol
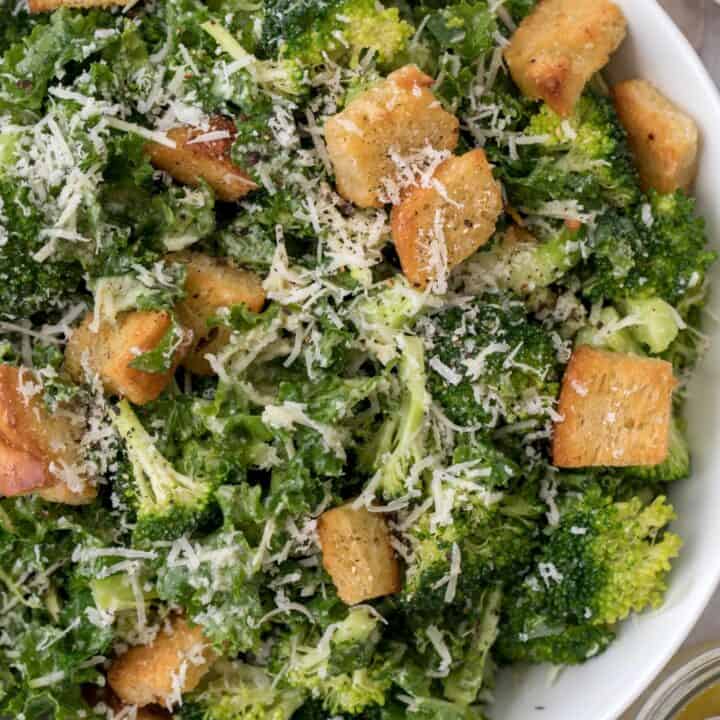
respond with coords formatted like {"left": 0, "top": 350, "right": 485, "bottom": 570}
{"left": 146, "top": 117, "right": 257, "bottom": 202}
{"left": 0, "top": 364, "right": 95, "bottom": 504}
{"left": 65, "top": 311, "right": 191, "bottom": 406}
{"left": 28, "top": 0, "right": 129, "bottom": 11}
{"left": 325, "top": 65, "right": 460, "bottom": 208}
{"left": 391, "top": 149, "right": 503, "bottom": 287}
{"left": 504, "top": 0, "right": 627, "bottom": 116}
{"left": 170, "top": 252, "right": 265, "bottom": 375}
{"left": 613, "top": 79, "right": 699, "bottom": 193}
{"left": 317, "top": 504, "right": 401, "bottom": 605}
{"left": 108, "top": 616, "right": 214, "bottom": 708}
{"left": 553, "top": 346, "right": 676, "bottom": 468}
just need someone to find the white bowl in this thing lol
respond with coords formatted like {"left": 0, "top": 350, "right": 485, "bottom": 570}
{"left": 491, "top": 3, "right": 720, "bottom": 719}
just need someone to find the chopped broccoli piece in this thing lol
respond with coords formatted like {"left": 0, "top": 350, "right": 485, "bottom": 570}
{"left": 584, "top": 191, "right": 717, "bottom": 307}
{"left": 443, "top": 587, "right": 502, "bottom": 705}
{"left": 358, "top": 335, "right": 429, "bottom": 498}
{"left": 113, "top": 400, "right": 216, "bottom": 543}
{"left": 622, "top": 296, "right": 681, "bottom": 354}
{"left": 260, "top": 0, "right": 412, "bottom": 67}
{"left": 494, "top": 91, "right": 640, "bottom": 211}
{"left": 418, "top": 295, "right": 560, "bottom": 428}
{"left": 351, "top": 278, "right": 428, "bottom": 364}
{"left": 575, "top": 306, "right": 644, "bottom": 355}
{"left": 181, "top": 660, "right": 305, "bottom": 720}
{"left": 497, "top": 494, "right": 681, "bottom": 665}
{"left": 90, "top": 573, "right": 157, "bottom": 612}
{"left": 0, "top": 181, "right": 85, "bottom": 320}
{"left": 470, "top": 223, "right": 583, "bottom": 295}
{"left": 279, "top": 607, "right": 397, "bottom": 714}
{"left": 401, "top": 480, "right": 541, "bottom": 625}
{"left": 202, "top": 20, "right": 305, "bottom": 96}
{"left": 624, "top": 416, "right": 690, "bottom": 484}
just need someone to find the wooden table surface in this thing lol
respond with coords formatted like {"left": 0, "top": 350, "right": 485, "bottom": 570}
{"left": 659, "top": 0, "right": 720, "bottom": 80}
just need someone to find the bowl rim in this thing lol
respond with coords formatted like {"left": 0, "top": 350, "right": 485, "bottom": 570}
{"left": 490, "top": 3, "right": 720, "bottom": 718}
{"left": 602, "top": 3, "right": 720, "bottom": 717}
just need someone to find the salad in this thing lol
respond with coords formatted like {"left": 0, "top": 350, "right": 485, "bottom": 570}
{"left": 0, "top": 0, "right": 715, "bottom": 717}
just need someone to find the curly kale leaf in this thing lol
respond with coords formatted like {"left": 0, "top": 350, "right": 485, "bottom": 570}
{"left": 0, "top": 9, "right": 119, "bottom": 119}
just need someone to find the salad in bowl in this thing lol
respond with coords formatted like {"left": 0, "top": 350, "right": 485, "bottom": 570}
{"left": 0, "top": 0, "right": 715, "bottom": 718}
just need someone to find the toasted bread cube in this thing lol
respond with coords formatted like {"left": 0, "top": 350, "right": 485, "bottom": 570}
{"left": 613, "top": 79, "right": 699, "bottom": 193}
{"left": 0, "top": 364, "right": 95, "bottom": 504}
{"left": 325, "top": 65, "right": 460, "bottom": 208}
{"left": 553, "top": 346, "right": 676, "bottom": 468}
{"left": 65, "top": 311, "right": 190, "bottom": 406}
{"left": 170, "top": 252, "right": 265, "bottom": 375}
{"left": 317, "top": 504, "right": 401, "bottom": 605}
{"left": 146, "top": 117, "right": 256, "bottom": 202}
{"left": 391, "top": 149, "right": 503, "bottom": 287}
{"left": 108, "top": 616, "right": 214, "bottom": 708}
{"left": 504, "top": 0, "right": 627, "bottom": 117}
{"left": 28, "top": 0, "right": 129, "bottom": 11}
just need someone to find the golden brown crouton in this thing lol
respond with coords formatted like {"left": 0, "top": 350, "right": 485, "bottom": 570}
{"left": 65, "top": 311, "right": 191, "bottom": 406}
{"left": 504, "top": 0, "right": 627, "bottom": 116}
{"left": 553, "top": 346, "right": 676, "bottom": 468}
{"left": 28, "top": 0, "right": 129, "bottom": 11}
{"left": 0, "top": 364, "right": 95, "bottom": 504}
{"left": 613, "top": 79, "right": 699, "bottom": 193}
{"left": 325, "top": 65, "right": 460, "bottom": 208}
{"left": 170, "top": 252, "right": 265, "bottom": 375}
{"left": 146, "top": 117, "right": 257, "bottom": 202}
{"left": 317, "top": 504, "right": 401, "bottom": 605}
{"left": 108, "top": 616, "right": 214, "bottom": 709}
{"left": 391, "top": 149, "right": 503, "bottom": 287}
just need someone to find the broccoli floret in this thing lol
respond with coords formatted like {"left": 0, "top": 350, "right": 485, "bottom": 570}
{"left": 0, "top": 181, "right": 85, "bottom": 320}
{"left": 497, "top": 493, "right": 681, "bottom": 665}
{"left": 469, "top": 223, "right": 583, "bottom": 295}
{"left": 351, "top": 278, "right": 428, "bottom": 364}
{"left": 90, "top": 573, "right": 157, "bottom": 612}
{"left": 401, "top": 483, "right": 540, "bottom": 624}
{"left": 574, "top": 306, "right": 643, "bottom": 355}
{"left": 584, "top": 191, "right": 717, "bottom": 307}
{"left": 358, "top": 335, "right": 429, "bottom": 497}
{"left": 624, "top": 416, "right": 690, "bottom": 484}
{"left": 494, "top": 91, "right": 640, "bottom": 211}
{"left": 202, "top": 21, "right": 305, "bottom": 97}
{"left": 260, "top": 0, "right": 412, "bottom": 67}
{"left": 443, "top": 588, "right": 502, "bottom": 705}
{"left": 280, "top": 607, "right": 396, "bottom": 714}
{"left": 113, "top": 400, "right": 216, "bottom": 543}
{"left": 621, "top": 296, "right": 682, "bottom": 354}
{"left": 181, "top": 661, "right": 305, "bottom": 720}
{"left": 418, "top": 295, "right": 560, "bottom": 428}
